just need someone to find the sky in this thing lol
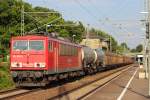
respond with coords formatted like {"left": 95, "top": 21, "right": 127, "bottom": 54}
{"left": 25, "top": 0, "right": 145, "bottom": 49}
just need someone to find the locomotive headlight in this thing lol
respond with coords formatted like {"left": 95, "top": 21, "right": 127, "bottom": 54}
{"left": 11, "top": 62, "right": 22, "bottom": 67}
{"left": 11, "top": 62, "right": 17, "bottom": 67}
{"left": 34, "top": 62, "right": 45, "bottom": 68}
{"left": 34, "top": 63, "right": 39, "bottom": 67}
{"left": 40, "top": 63, "right": 46, "bottom": 68}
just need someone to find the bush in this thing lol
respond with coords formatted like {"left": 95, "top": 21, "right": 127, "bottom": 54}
{"left": 0, "top": 65, "right": 15, "bottom": 90}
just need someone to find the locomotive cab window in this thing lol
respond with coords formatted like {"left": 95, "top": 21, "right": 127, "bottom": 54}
{"left": 13, "top": 40, "right": 28, "bottom": 50}
{"left": 29, "top": 40, "right": 44, "bottom": 50}
{"left": 13, "top": 40, "right": 44, "bottom": 51}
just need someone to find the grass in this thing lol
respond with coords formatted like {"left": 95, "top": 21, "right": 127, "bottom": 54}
{"left": 0, "top": 63, "right": 15, "bottom": 90}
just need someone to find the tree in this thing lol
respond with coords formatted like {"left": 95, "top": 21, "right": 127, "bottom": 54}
{"left": 116, "top": 42, "right": 130, "bottom": 54}
{"left": 136, "top": 44, "right": 143, "bottom": 52}
{"left": 120, "top": 42, "right": 130, "bottom": 50}
{"left": 130, "top": 44, "right": 143, "bottom": 53}
{"left": 116, "top": 45, "right": 124, "bottom": 54}
{"left": 131, "top": 49, "right": 136, "bottom": 53}
{"left": 110, "top": 36, "right": 118, "bottom": 52}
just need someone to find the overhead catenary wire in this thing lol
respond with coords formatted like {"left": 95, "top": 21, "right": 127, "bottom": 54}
{"left": 74, "top": 0, "right": 141, "bottom": 49}
{"left": 87, "top": 0, "right": 108, "bottom": 19}
{"left": 39, "top": 0, "right": 82, "bottom": 30}
{"left": 73, "top": 0, "right": 99, "bottom": 22}
{"left": 87, "top": 0, "right": 134, "bottom": 24}
{"left": 25, "top": 0, "right": 141, "bottom": 48}
{"left": 72, "top": 0, "right": 106, "bottom": 36}
{"left": 87, "top": 0, "right": 140, "bottom": 37}
{"left": 108, "top": 0, "right": 130, "bottom": 18}
{"left": 29, "top": 16, "right": 62, "bottom": 32}
{"left": 48, "top": 0, "right": 80, "bottom": 22}
{"left": 43, "top": 0, "right": 138, "bottom": 36}
{"left": 75, "top": 0, "right": 97, "bottom": 19}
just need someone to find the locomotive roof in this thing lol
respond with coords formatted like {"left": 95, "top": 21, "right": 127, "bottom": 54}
{"left": 11, "top": 35, "right": 81, "bottom": 47}
{"left": 49, "top": 37, "right": 81, "bottom": 47}
{"left": 11, "top": 35, "right": 46, "bottom": 39}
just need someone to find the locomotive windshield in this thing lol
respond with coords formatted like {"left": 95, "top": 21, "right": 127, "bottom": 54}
{"left": 13, "top": 40, "right": 28, "bottom": 50}
{"left": 29, "top": 41, "right": 44, "bottom": 50}
{"left": 13, "top": 40, "right": 44, "bottom": 51}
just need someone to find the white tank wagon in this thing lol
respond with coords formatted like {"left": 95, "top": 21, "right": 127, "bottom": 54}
{"left": 81, "top": 46, "right": 96, "bottom": 67}
{"left": 81, "top": 46, "right": 104, "bottom": 66}
{"left": 95, "top": 48, "right": 105, "bottom": 67}
{"left": 81, "top": 46, "right": 105, "bottom": 73}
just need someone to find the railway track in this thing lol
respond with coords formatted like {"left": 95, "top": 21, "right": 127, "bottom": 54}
{"left": 0, "top": 64, "right": 136, "bottom": 100}
{"left": 48, "top": 64, "right": 135, "bottom": 100}
{"left": 1, "top": 64, "right": 135, "bottom": 100}
{"left": 0, "top": 88, "right": 41, "bottom": 100}
{"left": 0, "top": 88, "right": 19, "bottom": 95}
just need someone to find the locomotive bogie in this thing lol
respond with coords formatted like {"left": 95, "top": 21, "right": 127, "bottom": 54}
{"left": 11, "top": 70, "right": 49, "bottom": 86}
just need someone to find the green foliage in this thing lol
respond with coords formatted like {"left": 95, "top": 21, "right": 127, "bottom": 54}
{"left": 131, "top": 49, "right": 136, "bottom": 53}
{"left": 116, "top": 42, "right": 130, "bottom": 54}
{"left": 89, "top": 28, "right": 109, "bottom": 38}
{"left": 59, "top": 29, "right": 70, "bottom": 37}
{"left": 110, "top": 36, "right": 118, "bottom": 53}
{"left": 116, "top": 45, "right": 124, "bottom": 54}
{"left": 0, "top": 65, "right": 15, "bottom": 90}
{"left": 131, "top": 44, "right": 143, "bottom": 53}
{"left": 136, "top": 44, "right": 143, "bottom": 52}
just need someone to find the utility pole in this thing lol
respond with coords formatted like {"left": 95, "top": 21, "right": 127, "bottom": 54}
{"left": 86, "top": 24, "right": 90, "bottom": 39}
{"left": 20, "top": 0, "right": 61, "bottom": 35}
{"left": 147, "top": 0, "right": 150, "bottom": 96}
{"left": 109, "top": 36, "right": 112, "bottom": 52}
{"left": 145, "top": 22, "right": 149, "bottom": 78}
{"left": 146, "top": 0, "right": 150, "bottom": 97}
{"left": 142, "top": 0, "right": 149, "bottom": 80}
{"left": 85, "top": 24, "right": 90, "bottom": 46}
{"left": 21, "top": 0, "right": 24, "bottom": 36}
{"left": 123, "top": 44, "right": 125, "bottom": 54}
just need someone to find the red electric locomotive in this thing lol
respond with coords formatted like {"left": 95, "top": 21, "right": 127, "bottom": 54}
{"left": 10, "top": 33, "right": 134, "bottom": 87}
{"left": 10, "top": 35, "right": 82, "bottom": 86}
